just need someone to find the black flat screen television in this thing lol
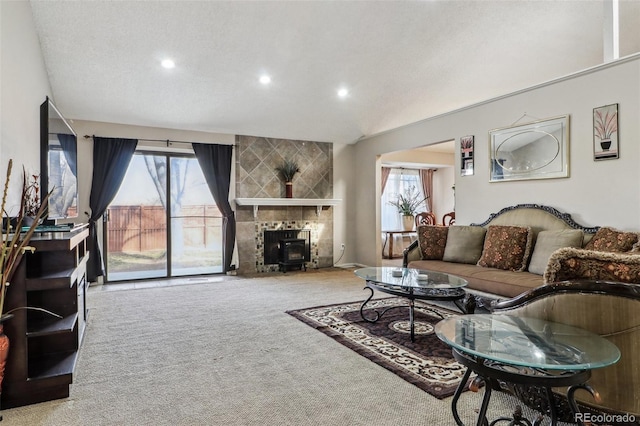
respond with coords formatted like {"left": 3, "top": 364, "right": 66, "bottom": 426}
{"left": 40, "top": 97, "right": 78, "bottom": 221}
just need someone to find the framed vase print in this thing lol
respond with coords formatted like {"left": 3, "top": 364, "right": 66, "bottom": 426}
{"left": 460, "top": 135, "right": 474, "bottom": 176}
{"left": 593, "top": 103, "right": 618, "bottom": 160}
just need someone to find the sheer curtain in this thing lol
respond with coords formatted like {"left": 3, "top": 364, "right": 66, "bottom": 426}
{"left": 381, "top": 166, "right": 392, "bottom": 193}
{"left": 419, "top": 169, "right": 434, "bottom": 213}
{"left": 381, "top": 168, "right": 428, "bottom": 231}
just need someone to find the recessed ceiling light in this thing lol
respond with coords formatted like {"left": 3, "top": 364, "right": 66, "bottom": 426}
{"left": 337, "top": 88, "right": 349, "bottom": 98}
{"left": 161, "top": 59, "right": 175, "bottom": 69}
{"left": 259, "top": 75, "right": 271, "bottom": 85}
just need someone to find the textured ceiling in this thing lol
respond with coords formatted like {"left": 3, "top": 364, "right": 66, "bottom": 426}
{"left": 29, "top": 1, "right": 640, "bottom": 144}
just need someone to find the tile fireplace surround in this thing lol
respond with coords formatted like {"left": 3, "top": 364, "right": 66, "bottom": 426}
{"left": 235, "top": 135, "right": 334, "bottom": 273}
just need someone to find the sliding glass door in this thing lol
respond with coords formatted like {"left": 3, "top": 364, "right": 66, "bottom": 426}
{"left": 169, "top": 156, "right": 222, "bottom": 276}
{"left": 105, "top": 152, "right": 222, "bottom": 281}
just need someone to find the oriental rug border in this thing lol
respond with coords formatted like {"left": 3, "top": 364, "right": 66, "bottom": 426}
{"left": 287, "top": 297, "right": 471, "bottom": 399}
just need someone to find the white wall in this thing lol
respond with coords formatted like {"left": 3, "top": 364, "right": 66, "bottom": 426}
{"left": 432, "top": 167, "right": 455, "bottom": 221}
{"left": 0, "top": 0, "right": 52, "bottom": 212}
{"left": 352, "top": 56, "right": 640, "bottom": 267}
{"left": 331, "top": 142, "right": 355, "bottom": 265}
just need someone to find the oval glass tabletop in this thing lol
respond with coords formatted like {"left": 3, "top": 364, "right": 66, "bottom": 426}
{"left": 435, "top": 314, "right": 621, "bottom": 370}
{"left": 354, "top": 267, "right": 468, "bottom": 290}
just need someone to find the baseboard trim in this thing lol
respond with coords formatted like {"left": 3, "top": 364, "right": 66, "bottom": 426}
{"left": 334, "top": 263, "right": 368, "bottom": 269}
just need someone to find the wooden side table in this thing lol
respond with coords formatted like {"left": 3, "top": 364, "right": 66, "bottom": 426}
{"left": 382, "top": 230, "right": 416, "bottom": 259}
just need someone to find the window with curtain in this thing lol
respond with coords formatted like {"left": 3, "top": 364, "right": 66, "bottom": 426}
{"left": 381, "top": 168, "right": 428, "bottom": 230}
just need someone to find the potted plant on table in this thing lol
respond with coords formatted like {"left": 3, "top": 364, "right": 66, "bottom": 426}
{"left": 275, "top": 158, "right": 300, "bottom": 198}
{"left": 389, "top": 186, "right": 428, "bottom": 231}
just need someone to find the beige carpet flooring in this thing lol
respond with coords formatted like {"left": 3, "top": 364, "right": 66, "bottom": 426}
{"left": 4, "top": 268, "right": 536, "bottom": 425}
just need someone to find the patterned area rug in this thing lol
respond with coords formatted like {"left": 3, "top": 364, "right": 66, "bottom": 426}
{"left": 287, "top": 297, "right": 470, "bottom": 399}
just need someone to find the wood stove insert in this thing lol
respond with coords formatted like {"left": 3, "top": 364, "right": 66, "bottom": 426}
{"left": 263, "top": 229, "right": 310, "bottom": 272}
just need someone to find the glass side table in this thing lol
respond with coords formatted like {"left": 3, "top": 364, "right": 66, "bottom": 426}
{"left": 435, "top": 314, "right": 621, "bottom": 426}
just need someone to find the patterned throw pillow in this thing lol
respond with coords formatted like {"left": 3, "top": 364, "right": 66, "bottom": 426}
{"left": 416, "top": 225, "right": 449, "bottom": 260}
{"left": 583, "top": 227, "right": 639, "bottom": 253}
{"left": 477, "top": 225, "right": 533, "bottom": 272}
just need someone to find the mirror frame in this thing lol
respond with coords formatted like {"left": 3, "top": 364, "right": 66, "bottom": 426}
{"left": 488, "top": 115, "right": 569, "bottom": 182}
{"left": 40, "top": 96, "right": 78, "bottom": 221}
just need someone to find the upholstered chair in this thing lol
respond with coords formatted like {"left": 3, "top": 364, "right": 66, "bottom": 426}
{"left": 491, "top": 280, "right": 640, "bottom": 418}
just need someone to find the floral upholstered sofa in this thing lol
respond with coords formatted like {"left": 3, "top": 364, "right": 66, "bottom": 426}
{"left": 403, "top": 204, "right": 640, "bottom": 298}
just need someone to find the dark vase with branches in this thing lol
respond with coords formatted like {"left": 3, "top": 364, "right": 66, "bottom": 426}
{"left": 275, "top": 159, "right": 300, "bottom": 198}
{"left": 0, "top": 160, "right": 55, "bottom": 396}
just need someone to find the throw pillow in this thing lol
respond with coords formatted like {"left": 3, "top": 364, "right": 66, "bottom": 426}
{"left": 527, "top": 229, "right": 584, "bottom": 275}
{"left": 416, "top": 225, "right": 449, "bottom": 260}
{"left": 583, "top": 227, "right": 639, "bottom": 253}
{"left": 477, "top": 225, "right": 533, "bottom": 272}
{"left": 442, "top": 226, "right": 487, "bottom": 264}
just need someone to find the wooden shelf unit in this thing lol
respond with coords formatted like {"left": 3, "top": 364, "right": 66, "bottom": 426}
{"left": 1, "top": 225, "right": 89, "bottom": 408}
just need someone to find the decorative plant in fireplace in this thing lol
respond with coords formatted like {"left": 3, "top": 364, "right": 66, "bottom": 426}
{"left": 275, "top": 158, "right": 300, "bottom": 198}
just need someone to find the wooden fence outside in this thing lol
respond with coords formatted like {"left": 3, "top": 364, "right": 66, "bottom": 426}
{"left": 107, "top": 205, "right": 222, "bottom": 253}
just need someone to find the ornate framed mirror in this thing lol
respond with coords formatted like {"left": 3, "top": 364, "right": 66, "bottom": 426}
{"left": 489, "top": 115, "right": 569, "bottom": 182}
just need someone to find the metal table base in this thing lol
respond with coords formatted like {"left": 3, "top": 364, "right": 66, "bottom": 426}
{"left": 450, "top": 349, "right": 599, "bottom": 426}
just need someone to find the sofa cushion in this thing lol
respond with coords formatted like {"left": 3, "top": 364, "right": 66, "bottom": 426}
{"left": 527, "top": 229, "right": 584, "bottom": 275}
{"left": 443, "top": 225, "right": 486, "bottom": 264}
{"left": 477, "top": 225, "right": 533, "bottom": 272}
{"left": 583, "top": 227, "right": 639, "bottom": 253}
{"left": 416, "top": 225, "right": 448, "bottom": 260}
{"left": 407, "top": 259, "right": 543, "bottom": 298}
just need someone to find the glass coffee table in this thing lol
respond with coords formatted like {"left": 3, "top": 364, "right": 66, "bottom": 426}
{"left": 435, "top": 314, "right": 621, "bottom": 426}
{"left": 354, "top": 267, "right": 469, "bottom": 341}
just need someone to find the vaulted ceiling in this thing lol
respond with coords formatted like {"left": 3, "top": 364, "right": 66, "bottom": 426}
{"left": 30, "top": 1, "right": 640, "bottom": 144}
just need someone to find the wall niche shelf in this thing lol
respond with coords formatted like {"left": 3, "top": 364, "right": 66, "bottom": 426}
{"left": 235, "top": 198, "right": 341, "bottom": 218}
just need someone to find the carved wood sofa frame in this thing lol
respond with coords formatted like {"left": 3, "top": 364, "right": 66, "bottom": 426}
{"left": 468, "top": 203, "right": 599, "bottom": 234}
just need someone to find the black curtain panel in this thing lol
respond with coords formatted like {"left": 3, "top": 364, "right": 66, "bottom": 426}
{"left": 87, "top": 137, "right": 138, "bottom": 282}
{"left": 57, "top": 133, "right": 78, "bottom": 178}
{"left": 192, "top": 143, "right": 236, "bottom": 272}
